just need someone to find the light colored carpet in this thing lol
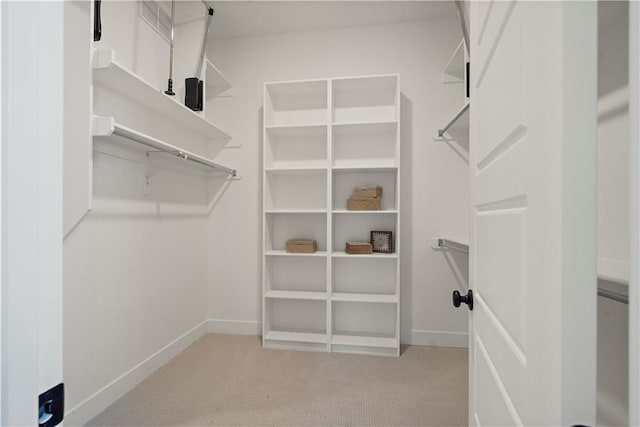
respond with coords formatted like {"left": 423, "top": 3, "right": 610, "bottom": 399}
{"left": 88, "top": 334, "right": 468, "bottom": 426}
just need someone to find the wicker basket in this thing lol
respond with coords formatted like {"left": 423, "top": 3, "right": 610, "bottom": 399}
{"left": 347, "top": 196, "right": 381, "bottom": 211}
{"left": 345, "top": 241, "right": 373, "bottom": 254}
{"left": 353, "top": 185, "right": 383, "bottom": 198}
{"left": 286, "top": 239, "right": 317, "bottom": 253}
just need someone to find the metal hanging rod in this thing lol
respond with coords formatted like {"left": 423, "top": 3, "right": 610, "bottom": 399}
{"left": 597, "top": 288, "right": 629, "bottom": 304}
{"left": 435, "top": 238, "right": 469, "bottom": 253}
{"left": 114, "top": 124, "right": 236, "bottom": 176}
{"left": 93, "top": 117, "right": 236, "bottom": 176}
{"left": 438, "top": 102, "right": 470, "bottom": 137}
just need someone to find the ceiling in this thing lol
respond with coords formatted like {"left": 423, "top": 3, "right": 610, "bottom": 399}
{"left": 178, "top": 1, "right": 458, "bottom": 40}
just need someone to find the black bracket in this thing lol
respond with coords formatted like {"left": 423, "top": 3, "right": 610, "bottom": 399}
{"left": 39, "top": 383, "right": 64, "bottom": 427}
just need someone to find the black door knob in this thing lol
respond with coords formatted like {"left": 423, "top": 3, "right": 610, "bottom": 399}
{"left": 452, "top": 289, "right": 473, "bottom": 310}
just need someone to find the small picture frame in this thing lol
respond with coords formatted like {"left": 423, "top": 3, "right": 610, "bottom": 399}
{"left": 370, "top": 230, "right": 393, "bottom": 254}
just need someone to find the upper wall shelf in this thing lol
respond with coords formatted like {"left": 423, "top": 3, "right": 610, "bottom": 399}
{"left": 92, "top": 49, "right": 231, "bottom": 140}
{"left": 443, "top": 39, "right": 466, "bottom": 83}
{"left": 205, "top": 59, "right": 233, "bottom": 99}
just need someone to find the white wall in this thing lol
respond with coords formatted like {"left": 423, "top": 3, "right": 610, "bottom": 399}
{"left": 63, "top": 2, "right": 209, "bottom": 424}
{"left": 596, "top": 1, "right": 629, "bottom": 425}
{"left": 205, "top": 18, "right": 470, "bottom": 346}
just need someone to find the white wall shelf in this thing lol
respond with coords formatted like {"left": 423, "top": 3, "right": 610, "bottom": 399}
{"left": 92, "top": 48, "right": 231, "bottom": 140}
{"left": 443, "top": 39, "right": 466, "bottom": 83}
{"left": 263, "top": 75, "right": 400, "bottom": 356}
{"left": 205, "top": 59, "right": 233, "bottom": 99}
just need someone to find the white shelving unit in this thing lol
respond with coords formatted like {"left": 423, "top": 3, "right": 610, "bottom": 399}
{"left": 262, "top": 75, "right": 400, "bottom": 356}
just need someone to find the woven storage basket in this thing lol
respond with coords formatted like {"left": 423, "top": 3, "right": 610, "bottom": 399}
{"left": 347, "top": 196, "right": 381, "bottom": 210}
{"left": 286, "top": 239, "right": 317, "bottom": 253}
{"left": 345, "top": 241, "right": 373, "bottom": 254}
{"left": 353, "top": 185, "right": 383, "bottom": 198}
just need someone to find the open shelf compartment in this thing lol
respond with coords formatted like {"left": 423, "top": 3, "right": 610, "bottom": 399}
{"left": 266, "top": 255, "right": 327, "bottom": 293}
{"left": 265, "top": 213, "right": 327, "bottom": 252}
{"left": 332, "top": 301, "right": 398, "bottom": 354}
{"left": 265, "top": 80, "right": 328, "bottom": 127}
{"left": 332, "top": 256, "right": 396, "bottom": 295}
{"left": 265, "top": 169, "right": 327, "bottom": 210}
{"left": 264, "top": 299, "right": 327, "bottom": 350}
{"left": 265, "top": 124, "right": 328, "bottom": 169}
{"left": 333, "top": 169, "right": 397, "bottom": 211}
{"left": 332, "top": 75, "right": 398, "bottom": 124}
{"left": 332, "top": 213, "right": 396, "bottom": 254}
{"left": 332, "top": 121, "right": 398, "bottom": 168}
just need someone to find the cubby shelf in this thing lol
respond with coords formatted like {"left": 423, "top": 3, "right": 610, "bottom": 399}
{"left": 263, "top": 75, "right": 400, "bottom": 356}
{"left": 265, "top": 331, "right": 327, "bottom": 344}
{"left": 332, "top": 210, "right": 397, "bottom": 214}
{"left": 265, "top": 167, "right": 327, "bottom": 174}
{"left": 266, "top": 209, "right": 327, "bottom": 214}
{"left": 265, "top": 123, "right": 328, "bottom": 131}
{"left": 332, "top": 166, "right": 398, "bottom": 173}
{"left": 332, "top": 293, "right": 398, "bottom": 303}
{"left": 265, "top": 290, "right": 328, "bottom": 300}
{"left": 332, "top": 252, "right": 398, "bottom": 259}
{"left": 332, "top": 334, "right": 398, "bottom": 349}
{"left": 92, "top": 48, "right": 230, "bottom": 140}
{"left": 265, "top": 250, "right": 328, "bottom": 257}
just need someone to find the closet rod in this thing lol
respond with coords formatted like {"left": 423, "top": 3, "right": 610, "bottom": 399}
{"left": 113, "top": 123, "right": 237, "bottom": 176}
{"left": 438, "top": 103, "right": 470, "bottom": 137}
{"left": 436, "top": 238, "right": 469, "bottom": 253}
{"left": 597, "top": 288, "right": 629, "bottom": 304}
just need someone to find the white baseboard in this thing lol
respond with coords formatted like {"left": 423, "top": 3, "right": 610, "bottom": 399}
{"left": 63, "top": 320, "right": 208, "bottom": 426}
{"left": 401, "top": 329, "right": 468, "bottom": 348}
{"left": 207, "top": 318, "right": 261, "bottom": 335}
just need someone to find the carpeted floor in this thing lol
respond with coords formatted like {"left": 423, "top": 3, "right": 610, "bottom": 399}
{"left": 88, "top": 334, "right": 468, "bottom": 426}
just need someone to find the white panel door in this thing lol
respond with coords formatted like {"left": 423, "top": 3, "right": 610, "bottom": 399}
{"left": 468, "top": 1, "right": 597, "bottom": 425}
{"left": 1, "top": 1, "right": 64, "bottom": 425}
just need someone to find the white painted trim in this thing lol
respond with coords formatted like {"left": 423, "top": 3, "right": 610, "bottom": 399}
{"left": 64, "top": 320, "right": 208, "bottom": 426}
{"left": 629, "top": 1, "right": 640, "bottom": 424}
{"left": 1, "top": 2, "right": 64, "bottom": 424}
{"left": 0, "top": 1, "right": 3, "bottom": 420}
{"left": 401, "top": 329, "right": 468, "bottom": 349}
{"left": 207, "top": 319, "right": 261, "bottom": 335}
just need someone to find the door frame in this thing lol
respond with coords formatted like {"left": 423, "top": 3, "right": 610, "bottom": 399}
{"left": 630, "top": 1, "right": 640, "bottom": 424}
{"left": 1, "top": 1, "right": 65, "bottom": 425}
